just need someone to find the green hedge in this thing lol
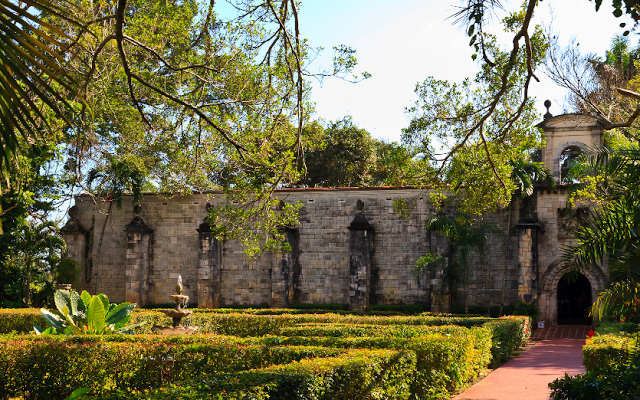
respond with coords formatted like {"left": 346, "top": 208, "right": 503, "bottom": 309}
{"left": 550, "top": 328, "right": 640, "bottom": 400}
{"left": 0, "top": 335, "right": 345, "bottom": 400}
{"left": 0, "top": 329, "right": 492, "bottom": 399}
{"left": 0, "top": 313, "right": 531, "bottom": 399}
{"left": 582, "top": 334, "right": 636, "bottom": 372}
{"left": 0, "top": 310, "right": 530, "bottom": 364}
{"left": 278, "top": 323, "right": 473, "bottom": 339}
{"left": 0, "top": 308, "right": 530, "bottom": 337}
{"left": 0, "top": 309, "right": 44, "bottom": 334}
{"left": 482, "top": 316, "right": 531, "bottom": 364}
{"left": 256, "top": 328, "right": 492, "bottom": 397}
{"left": 0, "top": 310, "right": 530, "bottom": 366}
{"left": 0, "top": 329, "right": 489, "bottom": 398}
{"left": 132, "top": 312, "right": 523, "bottom": 336}
{"left": 88, "top": 349, "right": 416, "bottom": 400}
{"left": 549, "top": 365, "right": 640, "bottom": 400}
{"left": 276, "top": 317, "right": 530, "bottom": 365}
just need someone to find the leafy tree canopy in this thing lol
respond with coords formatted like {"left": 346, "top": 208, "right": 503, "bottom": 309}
{"left": 402, "top": 9, "right": 547, "bottom": 215}
{"left": 33, "top": 0, "right": 368, "bottom": 258}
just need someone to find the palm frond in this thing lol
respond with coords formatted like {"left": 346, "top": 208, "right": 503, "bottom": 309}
{"left": 591, "top": 280, "right": 640, "bottom": 322}
{"left": 0, "top": 0, "right": 84, "bottom": 182}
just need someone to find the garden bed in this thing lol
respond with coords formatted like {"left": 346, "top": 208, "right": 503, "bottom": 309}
{"left": 0, "top": 310, "right": 530, "bottom": 399}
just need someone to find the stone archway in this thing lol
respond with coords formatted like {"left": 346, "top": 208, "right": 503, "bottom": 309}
{"left": 552, "top": 141, "right": 589, "bottom": 182}
{"left": 538, "top": 261, "right": 606, "bottom": 325}
{"left": 557, "top": 273, "right": 592, "bottom": 324}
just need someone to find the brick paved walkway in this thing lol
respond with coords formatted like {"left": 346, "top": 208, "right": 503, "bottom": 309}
{"left": 532, "top": 324, "right": 594, "bottom": 340}
{"left": 453, "top": 332, "right": 587, "bottom": 399}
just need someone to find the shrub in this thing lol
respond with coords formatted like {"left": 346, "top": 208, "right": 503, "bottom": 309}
{"left": 582, "top": 334, "right": 636, "bottom": 372}
{"left": 0, "top": 335, "right": 345, "bottom": 400}
{"left": 258, "top": 328, "right": 492, "bottom": 397}
{"left": 278, "top": 323, "right": 473, "bottom": 339}
{"left": 0, "top": 309, "right": 44, "bottom": 333}
{"left": 482, "top": 316, "right": 531, "bottom": 364}
{"left": 0, "top": 313, "right": 530, "bottom": 399}
{"left": 550, "top": 325, "right": 640, "bottom": 400}
{"left": 549, "top": 364, "right": 640, "bottom": 400}
{"left": 1, "top": 309, "right": 531, "bottom": 347}
{"left": 88, "top": 349, "right": 416, "bottom": 400}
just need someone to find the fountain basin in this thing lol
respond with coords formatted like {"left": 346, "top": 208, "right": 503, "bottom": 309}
{"left": 161, "top": 309, "right": 192, "bottom": 319}
{"left": 171, "top": 294, "right": 189, "bottom": 304}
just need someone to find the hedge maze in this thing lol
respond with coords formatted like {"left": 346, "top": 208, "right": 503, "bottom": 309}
{"left": 0, "top": 309, "right": 531, "bottom": 399}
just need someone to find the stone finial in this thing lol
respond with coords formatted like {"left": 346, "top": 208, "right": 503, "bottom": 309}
{"left": 205, "top": 202, "right": 214, "bottom": 212}
{"left": 356, "top": 199, "right": 364, "bottom": 211}
{"left": 61, "top": 205, "right": 85, "bottom": 233}
{"left": 133, "top": 204, "right": 142, "bottom": 215}
{"left": 68, "top": 205, "right": 78, "bottom": 218}
{"left": 544, "top": 99, "right": 552, "bottom": 120}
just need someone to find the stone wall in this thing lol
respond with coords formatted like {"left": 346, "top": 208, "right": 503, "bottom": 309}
{"left": 62, "top": 185, "right": 606, "bottom": 323}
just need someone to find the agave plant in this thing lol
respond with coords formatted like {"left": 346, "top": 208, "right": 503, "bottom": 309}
{"left": 34, "top": 289, "right": 145, "bottom": 335}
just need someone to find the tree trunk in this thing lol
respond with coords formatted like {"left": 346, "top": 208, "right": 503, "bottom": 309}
{"left": 25, "top": 256, "right": 31, "bottom": 307}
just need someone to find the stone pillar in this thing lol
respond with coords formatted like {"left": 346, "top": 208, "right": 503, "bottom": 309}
{"left": 60, "top": 205, "right": 86, "bottom": 289}
{"left": 196, "top": 216, "right": 222, "bottom": 309}
{"left": 516, "top": 220, "right": 540, "bottom": 302}
{"left": 124, "top": 205, "right": 153, "bottom": 306}
{"left": 348, "top": 200, "right": 374, "bottom": 312}
{"left": 271, "top": 228, "right": 298, "bottom": 308}
{"left": 428, "top": 231, "right": 451, "bottom": 312}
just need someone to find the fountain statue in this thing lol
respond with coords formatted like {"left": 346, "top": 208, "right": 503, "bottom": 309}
{"left": 152, "top": 275, "right": 198, "bottom": 335}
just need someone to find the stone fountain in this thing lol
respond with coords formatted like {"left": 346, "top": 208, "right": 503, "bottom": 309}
{"left": 152, "top": 275, "right": 198, "bottom": 335}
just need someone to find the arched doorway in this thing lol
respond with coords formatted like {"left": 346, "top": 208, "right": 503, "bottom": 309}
{"left": 557, "top": 273, "right": 592, "bottom": 324}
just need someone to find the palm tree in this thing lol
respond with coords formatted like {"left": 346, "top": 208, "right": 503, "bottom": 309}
{"left": 591, "top": 281, "right": 640, "bottom": 322}
{"left": 508, "top": 159, "right": 555, "bottom": 198}
{"left": 561, "top": 145, "right": 640, "bottom": 321}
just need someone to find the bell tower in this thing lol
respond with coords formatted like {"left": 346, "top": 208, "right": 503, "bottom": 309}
{"left": 537, "top": 101, "right": 605, "bottom": 183}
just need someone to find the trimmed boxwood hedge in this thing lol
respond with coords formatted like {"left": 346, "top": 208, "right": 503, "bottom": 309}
{"left": 277, "top": 323, "right": 472, "bottom": 338}
{"left": 0, "top": 329, "right": 488, "bottom": 399}
{"left": 0, "top": 335, "right": 345, "bottom": 399}
{"left": 0, "top": 310, "right": 530, "bottom": 399}
{"left": 482, "top": 316, "right": 531, "bottom": 363}
{"left": 582, "top": 334, "right": 636, "bottom": 372}
{"left": 87, "top": 349, "right": 416, "bottom": 400}
{"left": 0, "top": 308, "right": 530, "bottom": 337}
{"left": 255, "top": 328, "right": 492, "bottom": 397}
{"left": 0, "top": 309, "right": 44, "bottom": 334}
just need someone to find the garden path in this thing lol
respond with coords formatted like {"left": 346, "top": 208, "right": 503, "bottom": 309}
{"left": 453, "top": 325, "right": 590, "bottom": 400}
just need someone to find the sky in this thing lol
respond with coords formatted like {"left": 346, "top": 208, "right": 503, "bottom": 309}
{"left": 297, "top": 0, "right": 635, "bottom": 143}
